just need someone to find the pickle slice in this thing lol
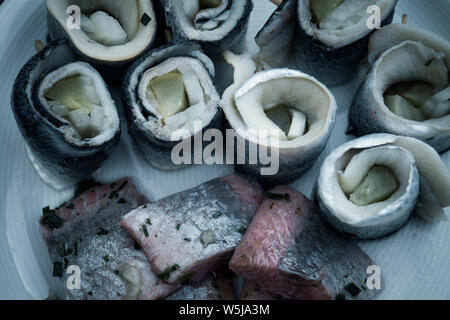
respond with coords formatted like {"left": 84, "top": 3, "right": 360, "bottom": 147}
{"left": 349, "top": 166, "right": 399, "bottom": 207}
{"left": 385, "top": 81, "right": 434, "bottom": 108}
{"left": 150, "top": 71, "right": 188, "bottom": 120}
{"left": 200, "top": 0, "right": 221, "bottom": 9}
{"left": 385, "top": 95, "right": 425, "bottom": 121}
{"left": 45, "top": 75, "right": 98, "bottom": 114}
{"left": 310, "top": 0, "right": 345, "bottom": 24}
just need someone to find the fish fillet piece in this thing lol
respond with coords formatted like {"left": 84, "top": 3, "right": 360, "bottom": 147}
{"left": 166, "top": 270, "right": 235, "bottom": 300}
{"left": 229, "top": 186, "right": 378, "bottom": 300}
{"left": 121, "top": 173, "right": 264, "bottom": 285}
{"left": 240, "top": 280, "right": 281, "bottom": 300}
{"left": 41, "top": 178, "right": 178, "bottom": 300}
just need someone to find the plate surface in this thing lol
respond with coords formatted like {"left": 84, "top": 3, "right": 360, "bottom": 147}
{"left": 0, "top": 0, "right": 449, "bottom": 300}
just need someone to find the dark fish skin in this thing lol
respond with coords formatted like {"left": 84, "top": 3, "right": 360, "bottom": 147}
{"left": 166, "top": 270, "right": 235, "bottom": 300}
{"left": 122, "top": 42, "right": 223, "bottom": 170}
{"left": 42, "top": 178, "right": 179, "bottom": 300}
{"left": 230, "top": 186, "right": 379, "bottom": 300}
{"left": 295, "top": 1, "right": 397, "bottom": 86}
{"left": 11, "top": 41, "right": 120, "bottom": 181}
{"left": 121, "top": 173, "right": 264, "bottom": 285}
{"left": 162, "top": 0, "right": 253, "bottom": 55}
{"left": 46, "top": 2, "right": 160, "bottom": 84}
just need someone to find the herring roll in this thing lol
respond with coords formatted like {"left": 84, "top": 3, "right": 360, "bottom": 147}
{"left": 161, "top": 0, "right": 253, "bottom": 55}
{"left": 350, "top": 24, "right": 450, "bottom": 152}
{"left": 222, "top": 52, "right": 337, "bottom": 185}
{"left": 122, "top": 42, "right": 222, "bottom": 170}
{"left": 47, "top": 0, "right": 159, "bottom": 83}
{"left": 317, "top": 134, "right": 450, "bottom": 239}
{"left": 255, "top": 0, "right": 398, "bottom": 86}
{"left": 11, "top": 41, "right": 120, "bottom": 190}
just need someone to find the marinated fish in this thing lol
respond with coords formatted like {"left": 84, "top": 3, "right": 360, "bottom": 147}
{"left": 121, "top": 173, "right": 264, "bottom": 285}
{"left": 222, "top": 51, "right": 337, "bottom": 185}
{"left": 240, "top": 280, "right": 281, "bottom": 300}
{"left": 11, "top": 41, "right": 120, "bottom": 190}
{"left": 350, "top": 24, "right": 450, "bottom": 152}
{"left": 41, "top": 178, "right": 179, "bottom": 300}
{"left": 161, "top": 0, "right": 253, "bottom": 55}
{"left": 122, "top": 42, "right": 222, "bottom": 170}
{"left": 255, "top": 0, "right": 398, "bottom": 86}
{"left": 46, "top": 0, "right": 160, "bottom": 83}
{"left": 317, "top": 134, "right": 450, "bottom": 239}
{"left": 230, "top": 186, "right": 378, "bottom": 300}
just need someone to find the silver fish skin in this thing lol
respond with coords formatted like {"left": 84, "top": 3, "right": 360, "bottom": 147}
{"left": 230, "top": 186, "right": 378, "bottom": 300}
{"left": 121, "top": 173, "right": 264, "bottom": 285}
{"left": 42, "top": 178, "right": 179, "bottom": 300}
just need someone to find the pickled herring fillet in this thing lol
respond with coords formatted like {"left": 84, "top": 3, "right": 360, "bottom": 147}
{"left": 229, "top": 186, "right": 378, "bottom": 300}
{"left": 41, "top": 178, "right": 179, "bottom": 300}
{"left": 121, "top": 173, "right": 264, "bottom": 285}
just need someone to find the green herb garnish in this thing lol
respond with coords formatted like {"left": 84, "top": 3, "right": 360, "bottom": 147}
{"left": 41, "top": 206, "right": 64, "bottom": 230}
{"left": 176, "top": 224, "right": 181, "bottom": 230}
{"left": 264, "top": 192, "right": 290, "bottom": 201}
{"left": 141, "top": 13, "right": 152, "bottom": 26}
{"left": 237, "top": 227, "right": 247, "bottom": 235}
{"left": 335, "top": 293, "right": 346, "bottom": 300}
{"left": 142, "top": 224, "right": 149, "bottom": 237}
{"left": 184, "top": 238, "right": 191, "bottom": 242}
{"left": 52, "top": 261, "right": 64, "bottom": 278}
{"left": 133, "top": 241, "right": 141, "bottom": 250}
{"left": 96, "top": 228, "right": 109, "bottom": 236}
{"left": 146, "top": 219, "right": 152, "bottom": 226}
{"left": 158, "top": 264, "right": 180, "bottom": 280}
{"left": 344, "top": 283, "right": 362, "bottom": 297}
{"left": 212, "top": 212, "right": 222, "bottom": 219}
{"left": 103, "top": 255, "right": 109, "bottom": 263}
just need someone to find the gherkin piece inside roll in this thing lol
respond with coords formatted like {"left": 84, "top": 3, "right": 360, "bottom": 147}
{"left": 348, "top": 166, "right": 399, "bottom": 207}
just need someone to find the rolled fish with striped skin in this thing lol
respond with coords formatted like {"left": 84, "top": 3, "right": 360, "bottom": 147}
{"left": 11, "top": 41, "right": 120, "bottom": 190}
{"left": 122, "top": 42, "right": 222, "bottom": 170}
{"left": 221, "top": 51, "right": 337, "bottom": 185}
{"left": 255, "top": 0, "right": 398, "bottom": 86}
{"left": 317, "top": 134, "right": 450, "bottom": 240}
{"left": 161, "top": 0, "right": 253, "bottom": 55}
{"left": 350, "top": 24, "right": 450, "bottom": 152}
{"left": 46, "top": 0, "right": 160, "bottom": 83}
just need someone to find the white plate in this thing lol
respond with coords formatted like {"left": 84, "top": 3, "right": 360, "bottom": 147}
{"left": 0, "top": 0, "right": 449, "bottom": 300}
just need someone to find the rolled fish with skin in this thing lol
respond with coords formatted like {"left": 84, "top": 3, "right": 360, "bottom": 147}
{"left": 161, "top": 0, "right": 253, "bottom": 55}
{"left": 122, "top": 42, "right": 222, "bottom": 170}
{"left": 46, "top": 0, "right": 160, "bottom": 83}
{"left": 255, "top": 0, "right": 398, "bottom": 86}
{"left": 350, "top": 24, "right": 450, "bottom": 152}
{"left": 317, "top": 134, "right": 450, "bottom": 240}
{"left": 11, "top": 41, "right": 120, "bottom": 190}
{"left": 221, "top": 51, "right": 337, "bottom": 185}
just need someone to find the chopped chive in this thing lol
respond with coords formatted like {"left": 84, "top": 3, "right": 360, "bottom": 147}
{"left": 52, "top": 261, "right": 64, "bottom": 278}
{"left": 141, "top": 13, "right": 151, "bottom": 26}
{"left": 133, "top": 241, "right": 141, "bottom": 250}
{"left": 344, "top": 283, "right": 362, "bottom": 297}
{"left": 142, "top": 224, "right": 149, "bottom": 237}
{"left": 270, "top": 203, "right": 274, "bottom": 209}
{"left": 335, "top": 293, "right": 346, "bottom": 300}
{"left": 184, "top": 238, "right": 191, "bottom": 242}
{"left": 212, "top": 212, "right": 222, "bottom": 219}
{"left": 59, "top": 242, "right": 66, "bottom": 257}
{"left": 264, "top": 192, "right": 291, "bottom": 201}
{"left": 103, "top": 255, "right": 109, "bottom": 263}
{"left": 96, "top": 228, "right": 109, "bottom": 236}
{"left": 176, "top": 224, "right": 181, "bottom": 230}
{"left": 118, "top": 198, "right": 128, "bottom": 204}
{"left": 237, "top": 227, "right": 247, "bottom": 235}
{"left": 146, "top": 219, "right": 152, "bottom": 226}
{"left": 41, "top": 206, "right": 64, "bottom": 230}
{"left": 87, "top": 291, "right": 93, "bottom": 296}
{"left": 158, "top": 264, "right": 180, "bottom": 280}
